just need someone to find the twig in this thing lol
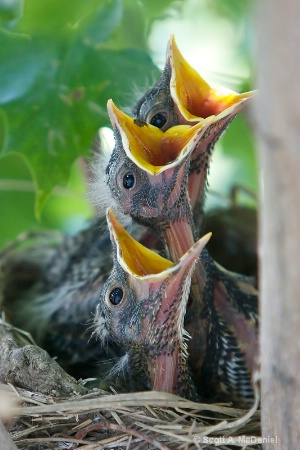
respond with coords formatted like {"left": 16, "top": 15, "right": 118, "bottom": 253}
{"left": 74, "top": 420, "right": 171, "bottom": 450}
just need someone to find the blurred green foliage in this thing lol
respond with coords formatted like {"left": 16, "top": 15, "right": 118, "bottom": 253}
{"left": 0, "top": 0, "right": 257, "bottom": 250}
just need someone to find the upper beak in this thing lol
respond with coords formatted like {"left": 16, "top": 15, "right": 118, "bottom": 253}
{"left": 167, "top": 35, "right": 255, "bottom": 123}
{"left": 106, "top": 208, "right": 211, "bottom": 396}
{"left": 107, "top": 99, "right": 213, "bottom": 175}
{"left": 107, "top": 208, "right": 174, "bottom": 278}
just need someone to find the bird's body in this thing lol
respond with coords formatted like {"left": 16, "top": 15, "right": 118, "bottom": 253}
{"left": 194, "top": 252, "right": 258, "bottom": 405}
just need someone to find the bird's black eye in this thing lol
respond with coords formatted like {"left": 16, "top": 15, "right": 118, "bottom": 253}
{"left": 109, "top": 287, "right": 124, "bottom": 306}
{"left": 123, "top": 172, "right": 135, "bottom": 189}
{"left": 150, "top": 113, "right": 167, "bottom": 129}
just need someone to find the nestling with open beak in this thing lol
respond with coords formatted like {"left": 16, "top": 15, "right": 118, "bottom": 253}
{"left": 106, "top": 99, "right": 214, "bottom": 260}
{"left": 94, "top": 209, "right": 211, "bottom": 400}
{"left": 133, "top": 35, "right": 255, "bottom": 231}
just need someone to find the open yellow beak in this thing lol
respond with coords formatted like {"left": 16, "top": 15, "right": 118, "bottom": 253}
{"left": 107, "top": 208, "right": 174, "bottom": 277}
{"left": 168, "top": 35, "right": 254, "bottom": 122}
{"left": 107, "top": 208, "right": 211, "bottom": 279}
{"left": 107, "top": 99, "right": 213, "bottom": 175}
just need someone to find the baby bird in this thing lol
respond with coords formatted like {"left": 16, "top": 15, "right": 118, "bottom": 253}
{"left": 106, "top": 99, "right": 213, "bottom": 261}
{"left": 133, "top": 35, "right": 254, "bottom": 230}
{"left": 94, "top": 208, "right": 211, "bottom": 400}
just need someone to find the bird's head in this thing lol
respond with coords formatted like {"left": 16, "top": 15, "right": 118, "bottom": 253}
{"left": 134, "top": 35, "right": 254, "bottom": 128}
{"left": 106, "top": 99, "right": 212, "bottom": 232}
{"left": 95, "top": 208, "right": 211, "bottom": 396}
{"left": 131, "top": 36, "right": 255, "bottom": 219}
{"left": 132, "top": 63, "right": 176, "bottom": 131}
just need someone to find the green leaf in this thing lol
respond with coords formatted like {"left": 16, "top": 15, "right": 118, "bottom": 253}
{"left": 0, "top": 153, "right": 93, "bottom": 250}
{"left": 18, "top": 0, "right": 122, "bottom": 36}
{"left": 0, "top": 0, "right": 160, "bottom": 213}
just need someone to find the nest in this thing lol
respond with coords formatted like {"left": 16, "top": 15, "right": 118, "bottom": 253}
{"left": 1, "top": 381, "right": 262, "bottom": 450}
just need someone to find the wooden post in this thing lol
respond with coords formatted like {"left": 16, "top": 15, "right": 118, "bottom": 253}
{"left": 255, "top": 1, "right": 300, "bottom": 449}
